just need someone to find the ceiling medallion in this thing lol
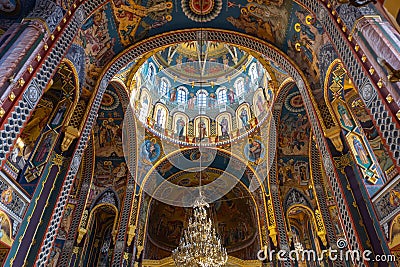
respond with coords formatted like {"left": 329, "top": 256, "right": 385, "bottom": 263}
{"left": 182, "top": 0, "right": 222, "bottom": 22}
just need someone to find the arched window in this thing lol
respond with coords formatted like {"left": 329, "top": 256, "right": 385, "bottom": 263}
{"left": 159, "top": 77, "right": 170, "bottom": 97}
{"left": 177, "top": 87, "right": 187, "bottom": 104}
{"left": 217, "top": 87, "right": 227, "bottom": 104}
{"left": 197, "top": 90, "right": 208, "bottom": 108}
{"left": 235, "top": 78, "right": 245, "bottom": 96}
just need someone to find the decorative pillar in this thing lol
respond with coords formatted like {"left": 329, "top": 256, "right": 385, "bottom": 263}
{"left": 270, "top": 92, "right": 291, "bottom": 267}
{"left": 325, "top": 3, "right": 400, "bottom": 170}
{"left": 310, "top": 139, "right": 341, "bottom": 249}
{"left": 57, "top": 138, "right": 94, "bottom": 266}
{"left": 0, "top": 0, "right": 84, "bottom": 166}
{"left": 4, "top": 149, "right": 67, "bottom": 266}
{"left": 132, "top": 193, "right": 149, "bottom": 267}
{"left": 353, "top": 16, "right": 400, "bottom": 105}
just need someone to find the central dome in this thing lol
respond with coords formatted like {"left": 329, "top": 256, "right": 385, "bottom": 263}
{"left": 153, "top": 41, "right": 250, "bottom": 84}
{"left": 129, "top": 42, "right": 276, "bottom": 145}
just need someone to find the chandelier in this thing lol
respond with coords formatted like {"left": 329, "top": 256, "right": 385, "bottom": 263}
{"left": 172, "top": 194, "right": 228, "bottom": 267}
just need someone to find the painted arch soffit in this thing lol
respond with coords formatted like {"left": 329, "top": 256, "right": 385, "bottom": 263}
{"left": 74, "top": 0, "right": 331, "bottom": 94}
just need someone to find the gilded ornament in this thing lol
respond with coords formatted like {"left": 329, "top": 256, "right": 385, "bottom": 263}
{"left": 8, "top": 92, "right": 15, "bottom": 101}
{"left": 342, "top": 25, "right": 347, "bottom": 32}
{"left": 18, "top": 78, "right": 25, "bottom": 86}
{"left": 52, "top": 154, "right": 64, "bottom": 166}
{"left": 44, "top": 44, "right": 48, "bottom": 51}
{"left": 355, "top": 44, "right": 359, "bottom": 52}
{"left": 367, "top": 175, "right": 378, "bottom": 184}
{"left": 123, "top": 252, "right": 129, "bottom": 260}
{"left": 337, "top": 17, "right": 341, "bottom": 23}
{"left": 63, "top": 18, "right": 66, "bottom": 23}
{"left": 77, "top": 227, "right": 87, "bottom": 244}
{"left": 348, "top": 35, "right": 353, "bottom": 41}
{"left": 295, "top": 42, "right": 301, "bottom": 51}
{"left": 28, "top": 65, "right": 33, "bottom": 73}
{"left": 326, "top": 127, "right": 344, "bottom": 152}
{"left": 386, "top": 94, "right": 393, "bottom": 103}
{"left": 333, "top": 153, "right": 352, "bottom": 174}
{"left": 305, "top": 15, "right": 313, "bottom": 24}
{"left": 377, "top": 78, "right": 383, "bottom": 88}
{"left": 396, "top": 110, "right": 400, "bottom": 120}
{"left": 57, "top": 25, "right": 61, "bottom": 31}
{"left": 51, "top": 34, "right": 55, "bottom": 40}
{"left": 369, "top": 66, "right": 375, "bottom": 75}
{"left": 361, "top": 54, "right": 367, "bottom": 62}
{"left": 0, "top": 108, "right": 5, "bottom": 118}
{"left": 61, "top": 126, "right": 80, "bottom": 152}
{"left": 36, "top": 54, "right": 41, "bottom": 61}
{"left": 127, "top": 225, "right": 136, "bottom": 246}
{"left": 72, "top": 246, "right": 79, "bottom": 254}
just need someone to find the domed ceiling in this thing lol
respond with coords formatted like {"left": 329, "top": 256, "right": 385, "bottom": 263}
{"left": 124, "top": 42, "right": 288, "bottom": 146}
{"left": 153, "top": 41, "right": 250, "bottom": 83}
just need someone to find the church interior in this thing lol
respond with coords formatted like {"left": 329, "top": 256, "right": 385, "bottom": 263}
{"left": 0, "top": 0, "right": 400, "bottom": 266}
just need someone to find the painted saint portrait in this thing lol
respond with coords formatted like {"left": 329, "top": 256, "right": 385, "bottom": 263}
{"left": 141, "top": 139, "right": 161, "bottom": 163}
{"left": 239, "top": 108, "right": 249, "bottom": 129}
{"left": 244, "top": 139, "right": 265, "bottom": 164}
{"left": 175, "top": 117, "right": 186, "bottom": 138}
{"left": 0, "top": 211, "right": 12, "bottom": 246}
{"left": 349, "top": 135, "right": 372, "bottom": 169}
{"left": 219, "top": 116, "right": 229, "bottom": 138}
{"left": 336, "top": 102, "right": 354, "bottom": 131}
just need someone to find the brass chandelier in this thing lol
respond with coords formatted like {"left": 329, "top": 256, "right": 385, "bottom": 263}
{"left": 172, "top": 194, "right": 228, "bottom": 267}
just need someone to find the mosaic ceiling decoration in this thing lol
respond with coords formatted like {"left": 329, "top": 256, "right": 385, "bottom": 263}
{"left": 146, "top": 171, "right": 259, "bottom": 260}
{"left": 70, "top": 0, "right": 330, "bottom": 98}
{"left": 129, "top": 46, "right": 277, "bottom": 147}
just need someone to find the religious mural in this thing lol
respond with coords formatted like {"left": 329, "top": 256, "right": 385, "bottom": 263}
{"left": 244, "top": 138, "right": 265, "bottom": 165}
{"left": 0, "top": 211, "right": 12, "bottom": 247}
{"left": 94, "top": 90, "right": 124, "bottom": 157}
{"left": 173, "top": 113, "right": 188, "bottom": 140}
{"left": 3, "top": 63, "right": 77, "bottom": 196}
{"left": 111, "top": 0, "right": 173, "bottom": 45}
{"left": 77, "top": 4, "right": 122, "bottom": 91}
{"left": 1, "top": 0, "right": 400, "bottom": 266}
{"left": 0, "top": 0, "right": 30, "bottom": 34}
{"left": 279, "top": 89, "right": 310, "bottom": 156}
{"left": 226, "top": 0, "right": 290, "bottom": 44}
{"left": 326, "top": 63, "right": 386, "bottom": 195}
{"left": 216, "top": 113, "right": 231, "bottom": 140}
{"left": 140, "top": 139, "right": 161, "bottom": 164}
{"left": 345, "top": 89, "right": 395, "bottom": 176}
{"left": 91, "top": 83, "right": 129, "bottom": 205}
{"left": 286, "top": 8, "right": 328, "bottom": 89}
{"left": 147, "top": 178, "right": 258, "bottom": 260}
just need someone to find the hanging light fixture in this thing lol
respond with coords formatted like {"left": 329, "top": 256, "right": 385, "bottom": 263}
{"left": 172, "top": 17, "right": 227, "bottom": 264}
{"left": 172, "top": 193, "right": 228, "bottom": 267}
